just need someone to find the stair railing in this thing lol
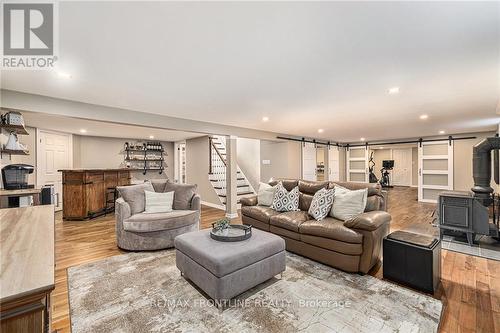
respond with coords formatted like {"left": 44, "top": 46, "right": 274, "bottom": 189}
{"left": 209, "top": 137, "right": 227, "bottom": 175}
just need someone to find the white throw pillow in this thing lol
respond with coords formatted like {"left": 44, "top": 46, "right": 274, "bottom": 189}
{"left": 257, "top": 182, "right": 277, "bottom": 206}
{"left": 270, "top": 182, "right": 300, "bottom": 212}
{"left": 330, "top": 186, "right": 368, "bottom": 221}
{"left": 144, "top": 190, "right": 174, "bottom": 214}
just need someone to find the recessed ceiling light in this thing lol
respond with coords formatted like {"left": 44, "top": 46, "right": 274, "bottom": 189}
{"left": 419, "top": 114, "right": 429, "bottom": 120}
{"left": 79, "top": 129, "right": 87, "bottom": 133}
{"left": 360, "top": 137, "right": 366, "bottom": 141}
{"left": 379, "top": 147, "right": 385, "bottom": 149}
{"left": 439, "top": 130, "right": 445, "bottom": 135}
{"left": 318, "top": 129, "right": 324, "bottom": 133}
{"left": 57, "top": 71, "right": 72, "bottom": 79}
{"left": 149, "top": 135, "right": 155, "bottom": 139}
{"left": 262, "top": 116, "right": 269, "bottom": 122}
{"left": 388, "top": 87, "right": 400, "bottom": 94}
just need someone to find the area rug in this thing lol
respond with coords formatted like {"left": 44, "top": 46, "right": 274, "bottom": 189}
{"left": 68, "top": 251, "right": 443, "bottom": 333}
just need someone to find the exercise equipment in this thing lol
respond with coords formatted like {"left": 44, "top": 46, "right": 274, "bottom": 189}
{"left": 368, "top": 152, "right": 378, "bottom": 183}
{"left": 380, "top": 160, "right": 394, "bottom": 188}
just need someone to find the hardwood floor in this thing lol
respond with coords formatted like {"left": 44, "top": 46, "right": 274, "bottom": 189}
{"left": 51, "top": 187, "right": 499, "bottom": 333}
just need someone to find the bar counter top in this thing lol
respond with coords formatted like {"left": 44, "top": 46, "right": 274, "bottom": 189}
{"left": 57, "top": 168, "right": 140, "bottom": 172}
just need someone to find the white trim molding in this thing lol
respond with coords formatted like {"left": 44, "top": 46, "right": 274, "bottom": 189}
{"left": 201, "top": 200, "right": 225, "bottom": 211}
{"left": 225, "top": 212, "right": 239, "bottom": 219}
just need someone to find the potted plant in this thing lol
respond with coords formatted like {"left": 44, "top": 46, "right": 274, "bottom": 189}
{"left": 213, "top": 218, "right": 231, "bottom": 235}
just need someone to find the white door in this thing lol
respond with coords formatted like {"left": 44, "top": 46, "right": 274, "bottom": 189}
{"left": 302, "top": 142, "right": 317, "bottom": 181}
{"left": 37, "top": 130, "right": 72, "bottom": 211}
{"left": 179, "top": 142, "right": 186, "bottom": 184}
{"left": 392, "top": 148, "right": 412, "bottom": 186}
{"left": 174, "top": 141, "right": 186, "bottom": 184}
{"left": 418, "top": 141, "right": 454, "bottom": 203}
{"left": 328, "top": 146, "right": 340, "bottom": 181}
{"left": 347, "top": 147, "right": 368, "bottom": 182}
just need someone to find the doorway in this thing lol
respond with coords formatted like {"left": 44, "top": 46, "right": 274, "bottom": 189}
{"left": 302, "top": 143, "right": 339, "bottom": 181}
{"left": 36, "top": 129, "right": 73, "bottom": 211}
{"left": 391, "top": 148, "right": 413, "bottom": 186}
{"left": 316, "top": 146, "right": 326, "bottom": 181}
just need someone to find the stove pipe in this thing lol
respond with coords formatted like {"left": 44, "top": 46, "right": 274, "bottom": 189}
{"left": 472, "top": 137, "right": 500, "bottom": 206}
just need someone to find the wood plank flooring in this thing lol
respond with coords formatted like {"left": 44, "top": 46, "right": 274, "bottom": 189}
{"left": 51, "top": 187, "right": 499, "bottom": 333}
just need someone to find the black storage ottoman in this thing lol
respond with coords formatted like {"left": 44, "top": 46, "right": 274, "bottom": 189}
{"left": 383, "top": 230, "right": 441, "bottom": 293}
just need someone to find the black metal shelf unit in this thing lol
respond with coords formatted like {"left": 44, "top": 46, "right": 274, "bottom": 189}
{"left": 124, "top": 142, "right": 167, "bottom": 175}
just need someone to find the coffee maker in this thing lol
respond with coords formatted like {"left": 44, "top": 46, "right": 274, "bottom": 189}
{"left": 1, "top": 164, "right": 34, "bottom": 190}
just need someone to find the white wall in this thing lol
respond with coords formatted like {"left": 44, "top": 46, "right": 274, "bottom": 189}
{"left": 453, "top": 132, "right": 496, "bottom": 192}
{"left": 260, "top": 140, "right": 301, "bottom": 182}
{"left": 237, "top": 137, "right": 260, "bottom": 190}
{"left": 185, "top": 136, "right": 221, "bottom": 206}
{"left": 72, "top": 135, "right": 174, "bottom": 182}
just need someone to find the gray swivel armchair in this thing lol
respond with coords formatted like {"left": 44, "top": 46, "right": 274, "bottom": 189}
{"left": 115, "top": 180, "right": 200, "bottom": 251}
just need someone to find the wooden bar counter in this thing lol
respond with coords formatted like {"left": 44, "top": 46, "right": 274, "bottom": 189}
{"left": 58, "top": 169, "right": 132, "bottom": 220}
{"left": 0, "top": 205, "right": 55, "bottom": 333}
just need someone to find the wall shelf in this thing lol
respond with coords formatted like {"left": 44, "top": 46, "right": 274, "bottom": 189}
{"left": 0, "top": 149, "right": 29, "bottom": 159}
{"left": 0, "top": 124, "right": 29, "bottom": 135}
{"left": 124, "top": 141, "right": 167, "bottom": 175}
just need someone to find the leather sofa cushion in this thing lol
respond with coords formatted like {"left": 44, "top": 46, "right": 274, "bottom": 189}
{"left": 300, "top": 234, "right": 363, "bottom": 255}
{"left": 299, "top": 193, "right": 314, "bottom": 211}
{"left": 117, "top": 182, "right": 155, "bottom": 215}
{"left": 241, "top": 206, "right": 279, "bottom": 223}
{"left": 174, "top": 228, "right": 285, "bottom": 277}
{"left": 329, "top": 181, "right": 381, "bottom": 197}
{"left": 300, "top": 218, "right": 363, "bottom": 244}
{"left": 164, "top": 181, "right": 198, "bottom": 210}
{"left": 123, "top": 210, "right": 198, "bottom": 232}
{"left": 270, "top": 211, "right": 310, "bottom": 232}
{"left": 298, "top": 180, "right": 329, "bottom": 195}
{"left": 270, "top": 225, "right": 301, "bottom": 240}
{"left": 268, "top": 179, "right": 299, "bottom": 192}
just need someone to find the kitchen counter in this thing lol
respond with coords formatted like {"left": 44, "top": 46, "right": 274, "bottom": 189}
{"left": 0, "top": 188, "right": 41, "bottom": 205}
{"left": 57, "top": 168, "right": 140, "bottom": 172}
{"left": 0, "top": 205, "right": 55, "bottom": 332}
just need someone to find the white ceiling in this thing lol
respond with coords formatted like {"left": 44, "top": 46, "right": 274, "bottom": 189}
{"left": 1, "top": 1, "right": 499, "bottom": 142}
{"left": 22, "top": 112, "right": 204, "bottom": 142}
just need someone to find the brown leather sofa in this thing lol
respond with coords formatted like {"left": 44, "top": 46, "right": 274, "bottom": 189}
{"left": 240, "top": 179, "right": 390, "bottom": 274}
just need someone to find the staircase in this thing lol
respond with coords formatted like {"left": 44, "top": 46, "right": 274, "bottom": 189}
{"left": 208, "top": 135, "right": 256, "bottom": 206}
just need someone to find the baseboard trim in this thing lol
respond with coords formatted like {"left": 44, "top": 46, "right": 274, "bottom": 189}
{"left": 201, "top": 201, "right": 242, "bottom": 214}
{"left": 201, "top": 201, "right": 225, "bottom": 211}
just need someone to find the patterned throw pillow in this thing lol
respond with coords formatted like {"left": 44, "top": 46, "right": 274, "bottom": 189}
{"left": 270, "top": 182, "right": 300, "bottom": 212}
{"left": 308, "top": 188, "right": 335, "bottom": 221}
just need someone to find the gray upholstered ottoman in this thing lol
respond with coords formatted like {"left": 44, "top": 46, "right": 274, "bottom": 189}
{"left": 174, "top": 228, "right": 286, "bottom": 303}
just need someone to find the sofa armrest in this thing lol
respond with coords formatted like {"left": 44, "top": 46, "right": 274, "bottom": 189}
{"left": 240, "top": 195, "right": 258, "bottom": 207}
{"left": 115, "top": 197, "right": 132, "bottom": 222}
{"left": 344, "top": 211, "right": 391, "bottom": 231}
{"left": 380, "top": 190, "right": 388, "bottom": 211}
{"left": 191, "top": 194, "right": 201, "bottom": 211}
